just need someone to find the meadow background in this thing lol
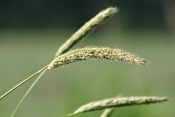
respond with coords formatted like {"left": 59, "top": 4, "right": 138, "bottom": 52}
{"left": 0, "top": 0, "right": 175, "bottom": 117}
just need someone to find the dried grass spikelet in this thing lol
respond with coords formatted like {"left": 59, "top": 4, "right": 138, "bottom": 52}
{"left": 48, "top": 47, "right": 147, "bottom": 69}
{"left": 69, "top": 96, "right": 168, "bottom": 115}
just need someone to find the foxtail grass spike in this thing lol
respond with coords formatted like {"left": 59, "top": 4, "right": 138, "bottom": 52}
{"left": 55, "top": 7, "right": 118, "bottom": 57}
{"left": 49, "top": 47, "right": 147, "bottom": 69}
{"left": 70, "top": 96, "right": 167, "bottom": 115}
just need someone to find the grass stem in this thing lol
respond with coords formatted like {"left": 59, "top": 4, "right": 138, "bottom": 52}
{"left": 0, "top": 66, "right": 48, "bottom": 100}
{"left": 10, "top": 69, "right": 47, "bottom": 117}
{"left": 100, "top": 108, "right": 115, "bottom": 117}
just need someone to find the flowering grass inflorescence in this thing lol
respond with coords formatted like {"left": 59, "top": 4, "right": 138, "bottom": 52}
{"left": 48, "top": 47, "right": 147, "bottom": 69}
{"left": 68, "top": 96, "right": 168, "bottom": 116}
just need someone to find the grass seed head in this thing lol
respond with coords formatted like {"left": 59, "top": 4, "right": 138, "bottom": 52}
{"left": 48, "top": 47, "right": 148, "bottom": 69}
{"left": 72, "top": 96, "right": 168, "bottom": 114}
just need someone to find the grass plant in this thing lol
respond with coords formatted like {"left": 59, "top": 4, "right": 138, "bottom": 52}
{"left": 0, "top": 6, "right": 168, "bottom": 117}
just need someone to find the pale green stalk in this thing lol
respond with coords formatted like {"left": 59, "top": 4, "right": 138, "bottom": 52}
{"left": 0, "top": 66, "right": 48, "bottom": 100}
{"left": 100, "top": 108, "right": 115, "bottom": 117}
{"left": 100, "top": 95, "right": 120, "bottom": 117}
{"left": 10, "top": 69, "right": 47, "bottom": 117}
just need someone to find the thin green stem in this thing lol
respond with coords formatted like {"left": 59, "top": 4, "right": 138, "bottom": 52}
{"left": 100, "top": 108, "right": 115, "bottom": 117}
{"left": 10, "top": 69, "right": 47, "bottom": 117}
{"left": 0, "top": 66, "right": 48, "bottom": 100}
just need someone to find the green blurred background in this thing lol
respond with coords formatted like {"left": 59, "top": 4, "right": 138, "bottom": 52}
{"left": 0, "top": 0, "right": 175, "bottom": 117}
